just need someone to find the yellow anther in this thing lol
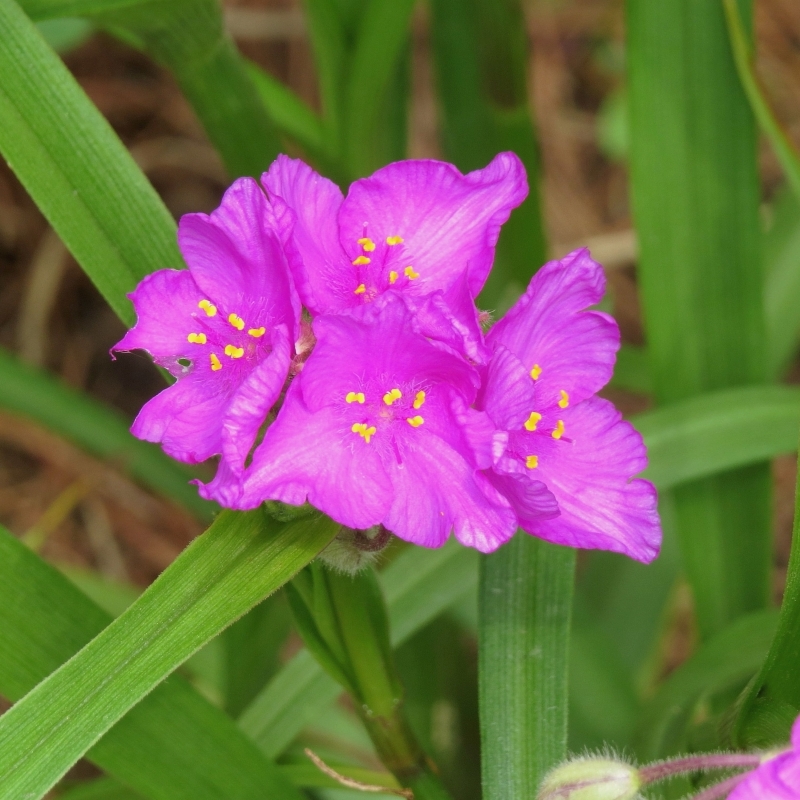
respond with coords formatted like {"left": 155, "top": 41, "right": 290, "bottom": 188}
{"left": 388, "top": 270, "right": 399, "bottom": 285}
{"left": 404, "top": 265, "right": 420, "bottom": 280}
{"left": 386, "top": 236, "right": 404, "bottom": 245}
{"left": 524, "top": 411, "right": 542, "bottom": 432}
{"left": 354, "top": 283, "right": 367, "bottom": 295}
{"left": 552, "top": 420, "right": 565, "bottom": 440}
{"left": 198, "top": 299, "right": 217, "bottom": 317}
{"left": 413, "top": 390, "right": 426, "bottom": 409}
{"left": 525, "top": 455, "right": 539, "bottom": 469}
{"left": 187, "top": 332, "right": 207, "bottom": 344}
{"left": 558, "top": 390, "right": 569, "bottom": 409}
{"left": 357, "top": 237, "right": 376, "bottom": 252}
{"left": 530, "top": 364, "right": 542, "bottom": 380}
{"left": 346, "top": 391, "right": 365, "bottom": 404}
{"left": 248, "top": 327, "right": 266, "bottom": 338}
{"left": 210, "top": 353, "right": 222, "bottom": 371}
{"left": 351, "top": 422, "right": 377, "bottom": 443}
{"left": 228, "top": 313, "right": 245, "bottom": 331}
{"left": 224, "top": 344, "right": 244, "bottom": 359}
{"left": 407, "top": 416, "right": 425, "bottom": 428}
{"left": 352, "top": 255, "right": 371, "bottom": 266}
{"left": 383, "top": 388, "right": 402, "bottom": 405}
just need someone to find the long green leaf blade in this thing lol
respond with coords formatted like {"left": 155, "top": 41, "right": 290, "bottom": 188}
{"left": 0, "top": 511, "right": 337, "bottom": 799}
{"left": 0, "top": 0, "right": 181, "bottom": 326}
{"left": 627, "top": 0, "right": 771, "bottom": 640}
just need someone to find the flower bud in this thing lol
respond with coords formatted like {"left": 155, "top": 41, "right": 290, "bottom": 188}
{"left": 538, "top": 758, "right": 641, "bottom": 800}
{"left": 317, "top": 525, "right": 393, "bottom": 574}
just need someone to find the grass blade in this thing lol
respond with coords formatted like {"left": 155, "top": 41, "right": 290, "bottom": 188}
{"left": 0, "top": 0, "right": 181, "bottom": 326}
{"left": 627, "top": 0, "right": 771, "bottom": 639}
{"left": 0, "top": 510, "right": 337, "bottom": 799}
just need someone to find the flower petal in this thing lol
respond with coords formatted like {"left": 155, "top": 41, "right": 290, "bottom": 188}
{"left": 178, "top": 177, "right": 299, "bottom": 333}
{"left": 131, "top": 375, "right": 229, "bottom": 464}
{"left": 729, "top": 751, "right": 799, "bottom": 800}
{"left": 230, "top": 385, "right": 392, "bottom": 528}
{"left": 338, "top": 152, "right": 527, "bottom": 298}
{"left": 221, "top": 325, "right": 292, "bottom": 473}
{"left": 522, "top": 396, "right": 661, "bottom": 562}
{"left": 382, "top": 427, "right": 517, "bottom": 552}
{"left": 486, "top": 471, "right": 560, "bottom": 529}
{"left": 479, "top": 344, "right": 539, "bottom": 431}
{"left": 488, "top": 248, "right": 619, "bottom": 409}
{"left": 261, "top": 155, "right": 346, "bottom": 314}
{"left": 113, "top": 269, "right": 205, "bottom": 360}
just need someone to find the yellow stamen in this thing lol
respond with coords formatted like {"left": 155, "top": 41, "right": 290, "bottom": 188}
{"left": 524, "top": 412, "right": 542, "bottom": 432}
{"left": 383, "top": 388, "right": 402, "bottom": 405}
{"left": 558, "top": 390, "right": 569, "bottom": 409}
{"left": 198, "top": 299, "right": 217, "bottom": 317}
{"left": 357, "top": 237, "right": 376, "bottom": 252}
{"left": 351, "top": 422, "right": 377, "bottom": 444}
{"left": 248, "top": 327, "right": 266, "bottom": 338}
{"left": 552, "top": 420, "right": 565, "bottom": 440}
{"left": 346, "top": 391, "right": 365, "bottom": 404}
{"left": 386, "top": 235, "right": 404, "bottom": 245}
{"left": 407, "top": 416, "right": 424, "bottom": 428}
{"left": 210, "top": 353, "right": 222, "bottom": 371}
{"left": 228, "top": 313, "right": 245, "bottom": 331}
{"left": 525, "top": 455, "right": 539, "bottom": 469}
{"left": 404, "top": 265, "right": 420, "bottom": 280}
{"left": 352, "top": 255, "right": 371, "bottom": 266}
{"left": 224, "top": 344, "right": 244, "bottom": 359}
{"left": 413, "top": 390, "right": 426, "bottom": 409}
{"left": 530, "top": 364, "right": 542, "bottom": 380}
{"left": 388, "top": 270, "right": 399, "bottom": 285}
{"left": 187, "top": 332, "right": 207, "bottom": 344}
{"left": 354, "top": 283, "right": 367, "bottom": 295}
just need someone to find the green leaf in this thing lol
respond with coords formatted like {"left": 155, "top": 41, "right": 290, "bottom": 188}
{"left": 479, "top": 536, "right": 574, "bottom": 799}
{"left": 638, "top": 609, "right": 779, "bottom": 758}
{"left": 0, "top": 510, "right": 338, "bottom": 799}
{"left": 0, "top": 346, "right": 213, "bottom": 521}
{"left": 633, "top": 385, "right": 800, "bottom": 491}
{"left": 610, "top": 344, "right": 653, "bottom": 394}
{"left": 0, "top": 0, "right": 181, "bottom": 326}
{"left": 239, "top": 540, "right": 478, "bottom": 758}
{"left": 57, "top": 777, "right": 143, "bottom": 800}
{"left": 35, "top": 16, "right": 93, "bottom": 51}
{"left": 0, "top": 525, "right": 318, "bottom": 800}
{"left": 628, "top": 0, "right": 771, "bottom": 639}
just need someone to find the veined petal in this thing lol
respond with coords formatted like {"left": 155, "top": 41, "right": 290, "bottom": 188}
{"left": 383, "top": 427, "right": 517, "bottom": 552}
{"left": 520, "top": 396, "right": 660, "bottom": 563}
{"left": 231, "top": 385, "right": 392, "bottom": 528}
{"left": 339, "top": 152, "right": 527, "bottom": 298}
{"left": 221, "top": 325, "right": 292, "bottom": 473}
{"left": 479, "top": 344, "right": 538, "bottom": 431}
{"left": 113, "top": 269, "right": 205, "bottom": 360}
{"left": 485, "top": 471, "right": 560, "bottom": 530}
{"left": 261, "top": 155, "right": 347, "bottom": 314}
{"left": 729, "top": 750, "right": 800, "bottom": 800}
{"left": 178, "top": 177, "right": 299, "bottom": 332}
{"left": 488, "top": 248, "right": 619, "bottom": 408}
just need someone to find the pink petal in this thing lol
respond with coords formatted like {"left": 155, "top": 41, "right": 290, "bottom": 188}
{"left": 524, "top": 396, "right": 661, "bottom": 563}
{"left": 114, "top": 269, "right": 205, "bottom": 360}
{"left": 488, "top": 248, "right": 619, "bottom": 409}
{"left": 479, "top": 344, "right": 538, "bottom": 431}
{"left": 261, "top": 155, "right": 346, "bottom": 314}
{"left": 221, "top": 325, "right": 292, "bottom": 473}
{"left": 486, "top": 471, "right": 560, "bottom": 530}
{"left": 729, "top": 752, "right": 800, "bottom": 800}
{"left": 232, "top": 385, "right": 392, "bottom": 528}
{"left": 338, "top": 152, "right": 527, "bottom": 299}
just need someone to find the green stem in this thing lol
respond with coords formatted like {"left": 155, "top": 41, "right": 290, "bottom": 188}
{"left": 479, "top": 534, "right": 575, "bottom": 798}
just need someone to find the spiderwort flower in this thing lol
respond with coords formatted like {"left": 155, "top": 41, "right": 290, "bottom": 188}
{"left": 479, "top": 248, "right": 661, "bottom": 562}
{"left": 728, "top": 716, "right": 800, "bottom": 800}
{"left": 262, "top": 152, "right": 528, "bottom": 360}
{"left": 114, "top": 178, "right": 300, "bottom": 473}
{"left": 208, "top": 296, "right": 522, "bottom": 551}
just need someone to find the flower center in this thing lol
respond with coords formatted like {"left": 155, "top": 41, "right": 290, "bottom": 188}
{"left": 348, "top": 231, "right": 420, "bottom": 302}
{"left": 344, "top": 384, "right": 428, "bottom": 444}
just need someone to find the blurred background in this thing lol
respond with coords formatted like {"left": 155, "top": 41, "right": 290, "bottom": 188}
{"left": 1, "top": 0, "right": 800, "bottom": 796}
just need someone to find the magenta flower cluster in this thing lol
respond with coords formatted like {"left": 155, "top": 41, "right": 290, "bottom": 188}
{"left": 115, "top": 154, "right": 661, "bottom": 560}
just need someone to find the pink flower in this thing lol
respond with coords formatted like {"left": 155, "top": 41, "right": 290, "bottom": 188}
{"left": 262, "top": 153, "right": 527, "bottom": 361}
{"left": 113, "top": 177, "right": 300, "bottom": 474}
{"left": 478, "top": 249, "right": 661, "bottom": 562}
{"left": 729, "top": 717, "right": 800, "bottom": 800}
{"left": 206, "top": 296, "right": 520, "bottom": 552}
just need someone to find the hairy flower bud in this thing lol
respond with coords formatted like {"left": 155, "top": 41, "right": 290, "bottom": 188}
{"left": 538, "top": 758, "right": 642, "bottom": 800}
{"left": 317, "top": 525, "right": 393, "bottom": 574}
